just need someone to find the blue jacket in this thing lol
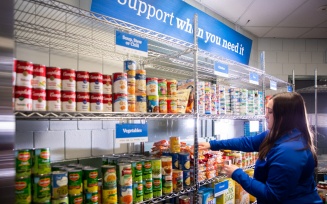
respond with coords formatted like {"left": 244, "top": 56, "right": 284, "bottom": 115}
{"left": 209, "top": 129, "right": 322, "bottom": 204}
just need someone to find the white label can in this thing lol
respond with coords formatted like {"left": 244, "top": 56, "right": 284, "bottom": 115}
{"left": 61, "top": 69, "right": 76, "bottom": 91}
{"left": 103, "top": 94, "right": 112, "bottom": 112}
{"left": 46, "top": 67, "right": 61, "bottom": 90}
{"left": 103, "top": 74, "right": 112, "bottom": 95}
{"left": 46, "top": 90, "right": 61, "bottom": 111}
{"left": 32, "top": 88, "right": 46, "bottom": 111}
{"left": 112, "top": 72, "right": 127, "bottom": 94}
{"left": 16, "top": 60, "right": 33, "bottom": 88}
{"left": 32, "top": 64, "right": 46, "bottom": 89}
{"left": 76, "top": 92, "right": 90, "bottom": 112}
{"left": 89, "top": 72, "right": 103, "bottom": 93}
{"left": 61, "top": 91, "right": 76, "bottom": 112}
{"left": 14, "top": 86, "right": 32, "bottom": 111}
{"left": 113, "top": 93, "right": 127, "bottom": 112}
{"left": 90, "top": 93, "right": 103, "bottom": 112}
{"left": 76, "top": 71, "right": 89, "bottom": 92}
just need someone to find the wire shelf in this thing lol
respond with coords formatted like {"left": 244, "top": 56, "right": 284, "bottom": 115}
{"left": 143, "top": 186, "right": 195, "bottom": 203}
{"left": 296, "top": 85, "right": 327, "bottom": 93}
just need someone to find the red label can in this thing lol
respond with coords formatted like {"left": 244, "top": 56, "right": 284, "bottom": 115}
{"left": 146, "top": 77, "right": 158, "bottom": 96}
{"left": 90, "top": 93, "right": 103, "bottom": 112}
{"left": 46, "top": 67, "right": 61, "bottom": 90}
{"left": 112, "top": 72, "right": 127, "bottom": 94}
{"left": 14, "top": 86, "right": 32, "bottom": 111}
{"left": 89, "top": 72, "right": 103, "bottom": 93}
{"left": 32, "top": 64, "right": 46, "bottom": 89}
{"left": 16, "top": 60, "right": 33, "bottom": 88}
{"left": 32, "top": 88, "right": 46, "bottom": 111}
{"left": 103, "top": 94, "right": 112, "bottom": 112}
{"left": 76, "top": 92, "right": 90, "bottom": 112}
{"left": 113, "top": 93, "right": 127, "bottom": 112}
{"left": 179, "top": 195, "right": 190, "bottom": 204}
{"left": 76, "top": 71, "right": 89, "bottom": 92}
{"left": 46, "top": 90, "right": 61, "bottom": 111}
{"left": 103, "top": 74, "right": 112, "bottom": 95}
{"left": 61, "top": 69, "right": 76, "bottom": 91}
{"left": 61, "top": 91, "right": 76, "bottom": 112}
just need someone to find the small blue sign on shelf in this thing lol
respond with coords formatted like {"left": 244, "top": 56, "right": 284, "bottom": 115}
{"left": 270, "top": 80, "right": 277, "bottom": 90}
{"left": 115, "top": 30, "right": 148, "bottom": 57}
{"left": 214, "top": 180, "right": 229, "bottom": 197}
{"left": 249, "top": 72, "right": 259, "bottom": 85}
{"left": 214, "top": 62, "right": 229, "bottom": 77}
{"left": 116, "top": 123, "right": 148, "bottom": 144}
{"left": 287, "top": 85, "right": 293, "bottom": 92}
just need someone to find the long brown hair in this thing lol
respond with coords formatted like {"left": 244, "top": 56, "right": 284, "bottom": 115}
{"left": 258, "top": 92, "right": 317, "bottom": 166}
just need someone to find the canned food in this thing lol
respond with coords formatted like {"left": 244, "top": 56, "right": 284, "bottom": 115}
{"left": 33, "top": 174, "right": 51, "bottom": 203}
{"left": 61, "top": 69, "right": 76, "bottom": 91}
{"left": 158, "top": 78, "right": 167, "bottom": 96}
{"left": 147, "top": 95, "right": 159, "bottom": 113}
{"left": 51, "top": 171, "right": 68, "bottom": 199}
{"left": 46, "top": 90, "right": 61, "bottom": 111}
{"left": 68, "top": 169, "right": 83, "bottom": 195}
{"left": 172, "top": 170, "right": 183, "bottom": 192}
{"left": 112, "top": 72, "right": 127, "bottom": 94}
{"left": 128, "top": 94, "right": 135, "bottom": 112}
{"left": 46, "top": 67, "right": 61, "bottom": 90}
{"left": 113, "top": 93, "right": 128, "bottom": 112}
{"left": 69, "top": 194, "right": 83, "bottom": 204}
{"left": 51, "top": 196, "right": 68, "bottom": 204}
{"left": 32, "top": 64, "right": 46, "bottom": 89}
{"left": 135, "top": 95, "right": 146, "bottom": 113}
{"left": 159, "top": 96, "right": 167, "bottom": 113}
{"left": 103, "top": 74, "right": 112, "bottom": 95}
{"left": 179, "top": 195, "right": 190, "bottom": 204}
{"left": 102, "top": 165, "right": 117, "bottom": 189}
{"left": 161, "top": 156, "right": 172, "bottom": 176}
{"left": 102, "top": 188, "right": 118, "bottom": 204}
{"left": 135, "top": 70, "right": 146, "bottom": 95}
{"left": 14, "top": 86, "right": 32, "bottom": 111}
{"left": 15, "top": 176, "right": 31, "bottom": 204}
{"left": 83, "top": 167, "right": 98, "bottom": 193}
{"left": 167, "top": 79, "right": 177, "bottom": 96}
{"left": 183, "top": 170, "right": 191, "bottom": 187}
{"left": 169, "top": 136, "right": 180, "bottom": 153}
{"left": 15, "top": 149, "right": 32, "bottom": 177}
{"left": 103, "top": 94, "right": 113, "bottom": 112}
{"left": 178, "top": 152, "right": 190, "bottom": 170}
{"left": 32, "top": 88, "right": 46, "bottom": 111}
{"left": 167, "top": 96, "right": 177, "bottom": 113}
{"left": 89, "top": 72, "right": 103, "bottom": 93}
{"left": 32, "top": 148, "right": 51, "bottom": 175}
{"left": 131, "top": 161, "right": 143, "bottom": 182}
{"left": 133, "top": 182, "right": 143, "bottom": 203}
{"left": 90, "top": 93, "right": 103, "bottom": 112}
{"left": 143, "top": 179, "right": 153, "bottom": 201}
{"left": 76, "top": 71, "right": 89, "bottom": 92}
{"left": 127, "top": 70, "right": 136, "bottom": 78}
{"left": 162, "top": 177, "right": 173, "bottom": 195}
{"left": 16, "top": 60, "right": 33, "bottom": 88}
{"left": 118, "top": 163, "right": 132, "bottom": 186}
{"left": 85, "top": 192, "right": 99, "bottom": 204}
{"left": 127, "top": 77, "right": 135, "bottom": 95}
{"left": 124, "top": 60, "right": 137, "bottom": 71}
{"left": 146, "top": 77, "right": 158, "bottom": 96}
{"left": 76, "top": 92, "right": 90, "bottom": 112}
{"left": 151, "top": 158, "right": 162, "bottom": 178}
{"left": 61, "top": 91, "right": 76, "bottom": 112}
{"left": 170, "top": 153, "right": 179, "bottom": 169}
{"left": 120, "top": 185, "right": 133, "bottom": 204}
{"left": 142, "top": 160, "right": 152, "bottom": 180}
{"left": 152, "top": 178, "right": 162, "bottom": 198}
{"left": 52, "top": 165, "right": 65, "bottom": 171}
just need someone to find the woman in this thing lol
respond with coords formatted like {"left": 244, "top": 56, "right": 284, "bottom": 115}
{"left": 199, "top": 92, "right": 322, "bottom": 204}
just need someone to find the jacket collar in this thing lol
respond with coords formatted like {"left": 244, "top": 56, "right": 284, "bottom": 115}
{"left": 275, "top": 128, "right": 302, "bottom": 144}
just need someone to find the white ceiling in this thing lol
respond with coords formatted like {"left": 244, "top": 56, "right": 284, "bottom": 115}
{"left": 197, "top": 0, "right": 327, "bottom": 38}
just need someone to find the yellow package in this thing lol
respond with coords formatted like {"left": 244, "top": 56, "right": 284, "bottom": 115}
{"left": 235, "top": 182, "right": 249, "bottom": 204}
{"left": 245, "top": 169, "right": 256, "bottom": 202}
{"left": 176, "top": 89, "right": 191, "bottom": 113}
{"left": 216, "top": 178, "right": 235, "bottom": 204}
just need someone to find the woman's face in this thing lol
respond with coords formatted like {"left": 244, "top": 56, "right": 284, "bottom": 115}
{"left": 265, "top": 99, "right": 274, "bottom": 130}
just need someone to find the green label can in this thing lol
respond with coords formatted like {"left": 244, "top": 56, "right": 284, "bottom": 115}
{"left": 51, "top": 196, "right": 68, "bottom": 204}
{"left": 152, "top": 178, "right": 162, "bottom": 198}
{"left": 102, "top": 165, "right": 117, "bottom": 189}
{"left": 142, "top": 160, "right": 152, "bottom": 180}
{"left": 133, "top": 182, "right": 143, "bottom": 204}
{"left": 131, "top": 160, "right": 143, "bottom": 182}
{"left": 85, "top": 192, "right": 99, "bottom": 204}
{"left": 15, "top": 149, "right": 32, "bottom": 177}
{"left": 15, "top": 176, "right": 31, "bottom": 204}
{"left": 162, "top": 175, "right": 173, "bottom": 195}
{"left": 33, "top": 174, "right": 51, "bottom": 203}
{"left": 68, "top": 194, "right": 83, "bottom": 204}
{"left": 151, "top": 158, "right": 161, "bottom": 179}
{"left": 68, "top": 169, "right": 83, "bottom": 195}
{"left": 83, "top": 167, "right": 98, "bottom": 193}
{"left": 143, "top": 179, "right": 153, "bottom": 201}
{"left": 33, "top": 148, "right": 51, "bottom": 175}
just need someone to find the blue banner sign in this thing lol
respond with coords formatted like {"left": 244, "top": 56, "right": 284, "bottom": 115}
{"left": 249, "top": 72, "right": 259, "bottom": 85}
{"left": 116, "top": 123, "right": 148, "bottom": 143}
{"left": 116, "top": 30, "right": 148, "bottom": 57}
{"left": 214, "top": 62, "right": 229, "bottom": 77}
{"left": 91, "top": 0, "right": 252, "bottom": 65}
{"left": 287, "top": 85, "right": 293, "bottom": 92}
{"left": 270, "top": 80, "right": 277, "bottom": 90}
{"left": 214, "top": 180, "right": 229, "bottom": 197}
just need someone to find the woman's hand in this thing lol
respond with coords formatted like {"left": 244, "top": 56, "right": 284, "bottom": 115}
{"left": 224, "top": 164, "right": 241, "bottom": 178}
{"left": 198, "top": 142, "right": 211, "bottom": 150}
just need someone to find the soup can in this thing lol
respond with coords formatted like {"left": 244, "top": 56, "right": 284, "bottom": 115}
{"left": 127, "top": 70, "right": 136, "bottom": 78}
{"left": 128, "top": 94, "right": 135, "bottom": 112}
{"left": 90, "top": 93, "right": 103, "bottom": 112}
{"left": 112, "top": 72, "right": 127, "bottom": 94}
{"left": 167, "top": 79, "right": 177, "bottom": 96}
{"left": 14, "top": 86, "right": 32, "bottom": 111}
{"left": 161, "top": 156, "right": 172, "bottom": 176}
{"left": 167, "top": 96, "right": 177, "bottom": 113}
{"left": 147, "top": 95, "right": 159, "bottom": 113}
{"left": 15, "top": 176, "right": 31, "bottom": 204}
{"left": 158, "top": 78, "right": 167, "bottom": 96}
{"left": 135, "top": 95, "right": 146, "bottom": 113}
{"left": 103, "top": 94, "right": 113, "bottom": 112}
{"left": 127, "top": 77, "right": 135, "bottom": 95}
{"left": 61, "top": 91, "right": 76, "bottom": 112}
{"left": 159, "top": 96, "right": 167, "bottom": 113}
{"left": 16, "top": 60, "right": 33, "bottom": 88}
{"left": 46, "top": 89, "right": 61, "bottom": 111}
{"left": 61, "top": 69, "right": 76, "bottom": 91}
{"left": 172, "top": 170, "right": 183, "bottom": 192}
{"left": 89, "top": 72, "right": 103, "bottom": 93}
{"left": 32, "top": 88, "right": 46, "bottom": 111}
{"left": 146, "top": 77, "right": 158, "bottom": 96}
{"left": 46, "top": 66, "right": 61, "bottom": 90}
{"left": 179, "top": 195, "right": 191, "bottom": 204}
{"left": 113, "top": 93, "right": 128, "bottom": 112}
{"left": 76, "top": 92, "right": 90, "bottom": 112}
{"left": 32, "top": 64, "right": 46, "bottom": 89}
{"left": 33, "top": 174, "right": 51, "bottom": 203}
{"left": 103, "top": 74, "right": 112, "bottom": 95}
{"left": 135, "top": 70, "right": 146, "bottom": 95}
{"left": 76, "top": 71, "right": 89, "bottom": 92}
{"left": 124, "top": 60, "right": 137, "bottom": 71}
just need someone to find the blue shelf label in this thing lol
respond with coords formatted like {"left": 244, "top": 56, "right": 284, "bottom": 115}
{"left": 91, "top": 0, "right": 252, "bottom": 65}
{"left": 115, "top": 30, "right": 148, "bottom": 57}
{"left": 214, "top": 62, "right": 229, "bottom": 77}
{"left": 287, "top": 85, "right": 293, "bottom": 92}
{"left": 249, "top": 72, "right": 259, "bottom": 85}
{"left": 116, "top": 123, "right": 148, "bottom": 143}
{"left": 214, "top": 180, "right": 229, "bottom": 197}
{"left": 270, "top": 80, "right": 277, "bottom": 90}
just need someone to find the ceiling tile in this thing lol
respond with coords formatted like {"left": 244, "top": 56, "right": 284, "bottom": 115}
{"left": 243, "top": 26, "right": 272, "bottom": 37}
{"left": 300, "top": 28, "right": 327, "bottom": 38}
{"left": 264, "top": 27, "right": 311, "bottom": 38}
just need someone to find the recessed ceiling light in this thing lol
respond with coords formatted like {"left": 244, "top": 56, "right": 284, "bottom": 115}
{"left": 317, "top": 5, "right": 327, "bottom": 12}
